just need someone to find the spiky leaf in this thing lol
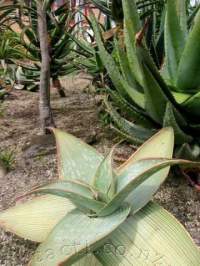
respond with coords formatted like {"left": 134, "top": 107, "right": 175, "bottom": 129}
{"left": 122, "top": 0, "right": 144, "bottom": 86}
{"left": 163, "top": 0, "right": 186, "bottom": 85}
{"left": 142, "top": 63, "right": 168, "bottom": 123}
{"left": 163, "top": 103, "right": 193, "bottom": 144}
{"left": 90, "top": 12, "right": 145, "bottom": 108}
{"left": 177, "top": 8, "right": 200, "bottom": 91}
{"left": 104, "top": 98, "right": 155, "bottom": 145}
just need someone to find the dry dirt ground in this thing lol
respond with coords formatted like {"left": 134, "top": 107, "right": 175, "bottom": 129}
{"left": 0, "top": 74, "right": 199, "bottom": 265}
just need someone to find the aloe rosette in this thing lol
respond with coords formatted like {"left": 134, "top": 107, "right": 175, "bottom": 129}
{"left": 0, "top": 127, "right": 200, "bottom": 265}
{"left": 0, "top": 0, "right": 76, "bottom": 92}
{"left": 91, "top": 0, "right": 200, "bottom": 160}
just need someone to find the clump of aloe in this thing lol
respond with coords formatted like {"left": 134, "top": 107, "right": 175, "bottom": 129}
{"left": 0, "top": 127, "right": 199, "bottom": 265}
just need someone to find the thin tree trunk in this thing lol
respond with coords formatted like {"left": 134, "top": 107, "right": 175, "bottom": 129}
{"left": 37, "top": 1, "right": 55, "bottom": 134}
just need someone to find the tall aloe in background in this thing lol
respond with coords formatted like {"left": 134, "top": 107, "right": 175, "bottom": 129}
{"left": 0, "top": 30, "right": 25, "bottom": 99}
{"left": 0, "top": 127, "right": 200, "bottom": 265}
{"left": 0, "top": 4, "right": 26, "bottom": 98}
{"left": 0, "top": 0, "right": 76, "bottom": 94}
{"left": 91, "top": 0, "right": 200, "bottom": 160}
{"left": 74, "top": 0, "right": 166, "bottom": 76}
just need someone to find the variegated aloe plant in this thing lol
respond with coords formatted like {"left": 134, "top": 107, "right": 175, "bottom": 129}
{"left": 91, "top": 0, "right": 200, "bottom": 160}
{"left": 0, "top": 127, "right": 200, "bottom": 265}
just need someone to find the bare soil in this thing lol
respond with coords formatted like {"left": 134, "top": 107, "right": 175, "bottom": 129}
{"left": 0, "top": 74, "right": 199, "bottom": 265}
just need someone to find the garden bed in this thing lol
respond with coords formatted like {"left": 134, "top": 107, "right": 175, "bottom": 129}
{"left": 0, "top": 75, "right": 199, "bottom": 265}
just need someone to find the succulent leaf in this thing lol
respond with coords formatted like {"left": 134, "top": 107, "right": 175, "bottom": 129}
{"left": 92, "top": 146, "right": 116, "bottom": 202}
{"left": 177, "top": 8, "right": 200, "bottom": 91}
{"left": 122, "top": 0, "right": 144, "bottom": 87}
{"left": 23, "top": 180, "right": 105, "bottom": 214}
{"left": 114, "top": 38, "right": 138, "bottom": 90}
{"left": 90, "top": 11, "right": 145, "bottom": 109}
{"left": 110, "top": 125, "right": 147, "bottom": 146}
{"left": 138, "top": 46, "right": 177, "bottom": 106}
{"left": 142, "top": 63, "right": 169, "bottom": 123}
{"left": 107, "top": 87, "right": 154, "bottom": 128}
{"left": 163, "top": 0, "right": 186, "bottom": 85}
{"left": 117, "top": 127, "right": 174, "bottom": 213}
{"left": 95, "top": 202, "right": 200, "bottom": 265}
{"left": 0, "top": 195, "right": 73, "bottom": 242}
{"left": 104, "top": 98, "right": 155, "bottom": 144}
{"left": 181, "top": 91, "right": 200, "bottom": 118}
{"left": 172, "top": 91, "right": 191, "bottom": 104}
{"left": 29, "top": 203, "right": 131, "bottom": 266}
{"left": 51, "top": 128, "right": 103, "bottom": 182}
{"left": 163, "top": 103, "right": 193, "bottom": 144}
{"left": 176, "top": 0, "right": 188, "bottom": 38}
{"left": 118, "top": 127, "right": 174, "bottom": 169}
{"left": 72, "top": 255, "right": 102, "bottom": 266}
{"left": 97, "top": 158, "right": 200, "bottom": 217}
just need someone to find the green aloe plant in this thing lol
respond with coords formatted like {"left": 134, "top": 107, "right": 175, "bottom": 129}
{"left": 0, "top": 30, "right": 26, "bottom": 98}
{"left": 0, "top": 127, "right": 200, "bottom": 265}
{"left": 91, "top": 0, "right": 200, "bottom": 160}
{"left": 0, "top": 0, "right": 76, "bottom": 93}
{"left": 74, "top": 0, "right": 166, "bottom": 77}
